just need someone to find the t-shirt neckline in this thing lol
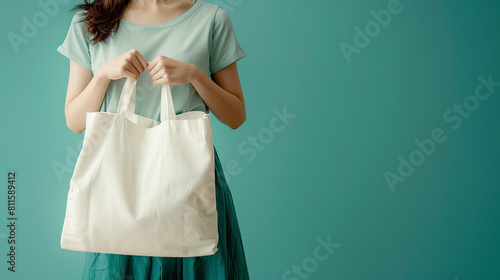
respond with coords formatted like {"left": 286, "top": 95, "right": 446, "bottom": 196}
{"left": 120, "top": 0, "right": 203, "bottom": 28}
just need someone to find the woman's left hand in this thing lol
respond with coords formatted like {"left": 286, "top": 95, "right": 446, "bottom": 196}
{"left": 147, "top": 55, "right": 201, "bottom": 86}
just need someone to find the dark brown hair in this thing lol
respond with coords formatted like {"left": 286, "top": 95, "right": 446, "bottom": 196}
{"left": 70, "top": 0, "right": 131, "bottom": 45}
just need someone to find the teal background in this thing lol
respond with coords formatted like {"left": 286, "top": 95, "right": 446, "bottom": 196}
{"left": 1, "top": 0, "right": 499, "bottom": 279}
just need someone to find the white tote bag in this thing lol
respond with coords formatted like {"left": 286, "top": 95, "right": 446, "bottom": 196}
{"left": 60, "top": 77, "right": 218, "bottom": 257}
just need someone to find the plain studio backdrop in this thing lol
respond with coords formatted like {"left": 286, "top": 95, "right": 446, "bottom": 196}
{"left": 1, "top": 0, "right": 500, "bottom": 279}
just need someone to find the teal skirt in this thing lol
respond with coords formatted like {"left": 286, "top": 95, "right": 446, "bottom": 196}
{"left": 82, "top": 146, "right": 250, "bottom": 280}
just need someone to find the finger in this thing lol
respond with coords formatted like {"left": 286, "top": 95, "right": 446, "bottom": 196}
{"left": 147, "top": 56, "right": 160, "bottom": 72}
{"left": 124, "top": 54, "right": 142, "bottom": 76}
{"left": 119, "top": 54, "right": 140, "bottom": 77}
{"left": 152, "top": 75, "right": 167, "bottom": 86}
{"left": 135, "top": 52, "right": 149, "bottom": 72}
{"left": 123, "top": 63, "right": 140, "bottom": 80}
{"left": 130, "top": 55, "right": 144, "bottom": 74}
{"left": 149, "top": 63, "right": 162, "bottom": 77}
{"left": 150, "top": 71, "right": 165, "bottom": 83}
{"left": 123, "top": 69, "right": 139, "bottom": 81}
{"left": 151, "top": 69, "right": 169, "bottom": 82}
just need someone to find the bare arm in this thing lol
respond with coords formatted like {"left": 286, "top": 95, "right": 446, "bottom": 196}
{"left": 64, "top": 60, "right": 110, "bottom": 134}
{"left": 190, "top": 62, "right": 246, "bottom": 130}
{"left": 63, "top": 49, "right": 148, "bottom": 134}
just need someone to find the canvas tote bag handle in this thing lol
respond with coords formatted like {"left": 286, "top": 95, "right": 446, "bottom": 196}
{"left": 116, "top": 78, "right": 177, "bottom": 122}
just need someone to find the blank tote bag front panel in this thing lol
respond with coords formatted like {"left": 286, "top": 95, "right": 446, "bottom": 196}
{"left": 60, "top": 78, "right": 218, "bottom": 257}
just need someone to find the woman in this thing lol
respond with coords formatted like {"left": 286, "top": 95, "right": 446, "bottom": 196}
{"left": 57, "top": 0, "right": 250, "bottom": 279}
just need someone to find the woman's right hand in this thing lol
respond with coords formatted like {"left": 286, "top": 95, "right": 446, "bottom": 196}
{"left": 95, "top": 49, "right": 149, "bottom": 81}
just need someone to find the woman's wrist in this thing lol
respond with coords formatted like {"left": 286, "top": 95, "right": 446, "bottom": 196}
{"left": 189, "top": 65, "right": 205, "bottom": 85}
{"left": 94, "top": 67, "right": 111, "bottom": 84}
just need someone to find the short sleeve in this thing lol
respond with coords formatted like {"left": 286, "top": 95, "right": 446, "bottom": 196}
{"left": 57, "top": 10, "right": 92, "bottom": 71}
{"left": 210, "top": 7, "right": 247, "bottom": 74}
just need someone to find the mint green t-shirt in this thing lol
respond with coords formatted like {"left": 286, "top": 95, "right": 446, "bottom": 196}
{"left": 56, "top": 0, "right": 247, "bottom": 122}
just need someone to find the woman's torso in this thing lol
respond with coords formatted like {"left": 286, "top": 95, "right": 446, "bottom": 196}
{"left": 86, "top": 0, "right": 217, "bottom": 122}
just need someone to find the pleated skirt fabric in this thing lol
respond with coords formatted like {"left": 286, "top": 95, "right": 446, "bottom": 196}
{"left": 81, "top": 146, "right": 250, "bottom": 280}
